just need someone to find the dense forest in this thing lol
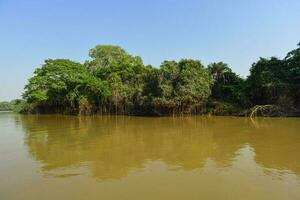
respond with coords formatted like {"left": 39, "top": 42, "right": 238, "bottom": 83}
{"left": 19, "top": 43, "right": 300, "bottom": 116}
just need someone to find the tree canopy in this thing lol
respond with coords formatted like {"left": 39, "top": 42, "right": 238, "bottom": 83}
{"left": 247, "top": 43, "right": 300, "bottom": 110}
{"left": 20, "top": 43, "right": 300, "bottom": 116}
{"left": 208, "top": 62, "right": 249, "bottom": 106}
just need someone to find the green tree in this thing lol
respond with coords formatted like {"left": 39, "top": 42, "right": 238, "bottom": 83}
{"left": 284, "top": 43, "right": 300, "bottom": 108}
{"left": 208, "top": 62, "right": 232, "bottom": 83}
{"left": 175, "top": 59, "right": 212, "bottom": 103}
{"left": 86, "top": 45, "right": 151, "bottom": 114}
{"left": 86, "top": 45, "right": 143, "bottom": 73}
{"left": 208, "top": 62, "right": 249, "bottom": 106}
{"left": 247, "top": 57, "right": 289, "bottom": 105}
{"left": 143, "top": 59, "right": 212, "bottom": 114}
{"left": 23, "top": 59, "right": 110, "bottom": 114}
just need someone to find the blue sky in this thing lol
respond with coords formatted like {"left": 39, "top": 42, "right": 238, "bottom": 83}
{"left": 0, "top": 0, "right": 299, "bottom": 101}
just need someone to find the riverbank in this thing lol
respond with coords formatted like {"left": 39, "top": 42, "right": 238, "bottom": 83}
{"left": 18, "top": 44, "right": 300, "bottom": 118}
{"left": 19, "top": 104, "right": 300, "bottom": 117}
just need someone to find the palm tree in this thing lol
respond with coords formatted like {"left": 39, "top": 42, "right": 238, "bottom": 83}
{"left": 207, "top": 62, "right": 232, "bottom": 83}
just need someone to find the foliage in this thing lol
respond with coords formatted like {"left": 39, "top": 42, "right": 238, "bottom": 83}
{"left": 208, "top": 62, "right": 249, "bottom": 106}
{"left": 86, "top": 45, "right": 143, "bottom": 73}
{"left": 284, "top": 43, "right": 300, "bottom": 109}
{"left": 0, "top": 101, "right": 14, "bottom": 111}
{"left": 21, "top": 43, "right": 300, "bottom": 116}
{"left": 143, "top": 59, "right": 212, "bottom": 114}
{"left": 0, "top": 99, "right": 25, "bottom": 112}
{"left": 247, "top": 43, "right": 300, "bottom": 110}
{"left": 23, "top": 59, "right": 110, "bottom": 114}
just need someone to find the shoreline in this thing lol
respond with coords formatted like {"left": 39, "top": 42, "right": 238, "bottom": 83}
{"left": 10, "top": 112, "right": 300, "bottom": 118}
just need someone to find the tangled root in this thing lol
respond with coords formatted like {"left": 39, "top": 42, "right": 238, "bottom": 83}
{"left": 249, "top": 105, "right": 281, "bottom": 118}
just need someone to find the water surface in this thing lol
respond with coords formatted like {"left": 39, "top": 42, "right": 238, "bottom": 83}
{"left": 1, "top": 113, "right": 300, "bottom": 200}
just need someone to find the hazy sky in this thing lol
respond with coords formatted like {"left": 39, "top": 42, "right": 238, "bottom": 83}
{"left": 0, "top": 0, "right": 299, "bottom": 101}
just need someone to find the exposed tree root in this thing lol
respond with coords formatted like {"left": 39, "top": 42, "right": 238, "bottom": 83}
{"left": 249, "top": 105, "right": 281, "bottom": 118}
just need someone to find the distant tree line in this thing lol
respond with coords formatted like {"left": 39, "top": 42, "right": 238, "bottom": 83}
{"left": 0, "top": 101, "right": 13, "bottom": 111}
{"left": 0, "top": 99, "right": 24, "bottom": 112}
{"left": 20, "top": 43, "right": 300, "bottom": 116}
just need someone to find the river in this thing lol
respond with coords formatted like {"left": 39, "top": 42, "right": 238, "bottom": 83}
{"left": 1, "top": 112, "right": 300, "bottom": 199}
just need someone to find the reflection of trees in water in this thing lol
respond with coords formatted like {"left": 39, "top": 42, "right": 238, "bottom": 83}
{"left": 248, "top": 118, "right": 300, "bottom": 175}
{"left": 19, "top": 115, "right": 300, "bottom": 180}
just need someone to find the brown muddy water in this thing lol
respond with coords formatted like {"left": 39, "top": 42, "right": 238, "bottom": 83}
{"left": 0, "top": 112, "right": 300, "bottom": 200}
